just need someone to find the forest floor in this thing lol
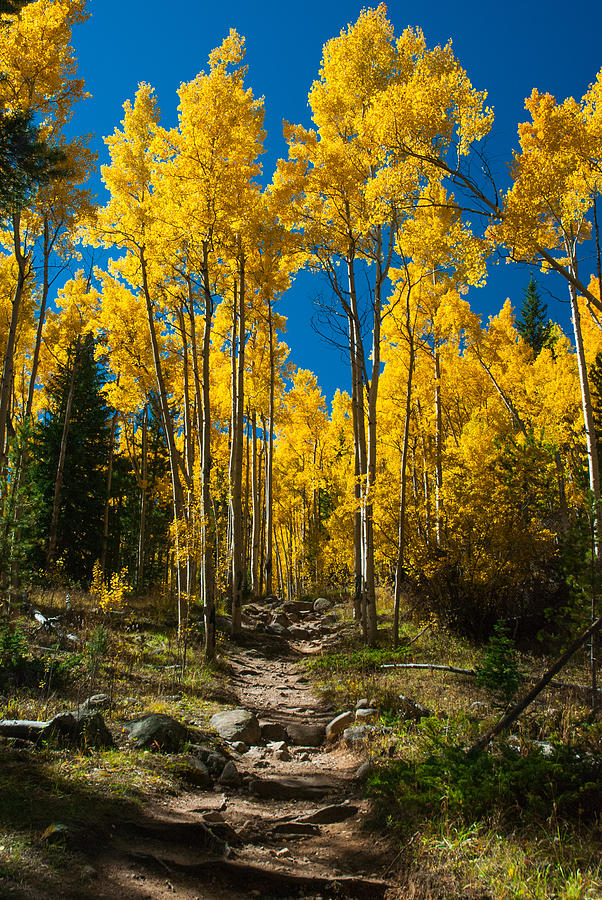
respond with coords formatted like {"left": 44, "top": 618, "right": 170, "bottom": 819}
{"left": 2, "top": 593, "right": 602, "bottom": 899}
{"left": 0, "top": 606, "right": 403, "bottom": 900}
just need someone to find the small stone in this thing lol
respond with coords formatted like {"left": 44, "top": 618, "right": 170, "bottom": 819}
{"left": 267, "top": 740, "right": 287, "bottom": 751}
{"left": 355, "top": 708, "right": 378, "bottom": 723}
{"left": 219, "top": 761, "right": 242, "bottom": 786}
{"left": 355, "top": 698, "right": 370, "bottom": 710}
{"left": 229, "top": 740, "right": 248, "bottom": 754}
{"left": 173, "top": 756, "right": 213, "bottom": 789}
{"left": 79, "top": 693, "right": 111, "bottom": 711}
{"left": 80, "top": 865, "right": 97, "bottom": 881}
{"left": 326, "top": 711, "right": 354, "bottom": 742}
{"left": 275, "top": 748, "right": 292, "bottom": 761}
{"left": 267, "top": 623, "right": 290, "bottom": 636}
{"left": 355, "top": 761, "right": 372, "bottom": 780}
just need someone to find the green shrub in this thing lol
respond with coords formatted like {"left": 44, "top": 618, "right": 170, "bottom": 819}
{"left": 476, "top": 622, "right": 523, "bottom": 707}
{"left": 367, "top": 743, "right": 602, "bottom": 836}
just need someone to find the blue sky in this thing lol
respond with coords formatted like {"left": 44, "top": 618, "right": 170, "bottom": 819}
{"left": 66, "top": 0, "right": 602, "bottom": 402}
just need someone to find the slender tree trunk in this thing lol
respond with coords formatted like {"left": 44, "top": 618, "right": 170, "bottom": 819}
{"left": 568, "top": 277, "right": 601, "bottom": 552}
{"left": 349, "top": 314, "right": 364, "bottom": 627}
{"left": 393, "top": 332, "right": 415, "bottom": 647}
{"left": 231, "top": 248, "right": 246, "bottom": 635}
{"left": 347, "top": 252, "right": 368, "bottom": 635}
{"left": 140, "top": 249, "right": 186, "bottom": 626}
{"left": 434, "top": 347, "right": 443, "bottom": 547}
{"left": 137, "top": 405, "right": 148, "bottom": 590}
{"left": 47, "top": 338, "right": 81, "bottom": 568}
{"left": 200, "top": 242, "right": 216, "bottom": 660}
{"left": 263, "top": 295, "right": 275, "bottom": 597}
{"left": 251, "top": 412, "right": 261, "bottom": 594}
{"left": 0, "top": 212, "right": 29, "bottom": 473}
{"left": 100, "top": 411, "right": 119, "bottom": 579}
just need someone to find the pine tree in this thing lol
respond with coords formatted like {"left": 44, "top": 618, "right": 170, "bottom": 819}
{"left": 31, "top": 334, "right": 112, "bottom": 584}
{"left": 516, "top": 276, "right": 552, "bottom": 356}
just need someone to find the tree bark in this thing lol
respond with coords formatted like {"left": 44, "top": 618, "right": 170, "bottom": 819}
{"left": 0, "top": 211, "right": 29, "bottom": 472}
{"left": 200, "top": 241, "right": 216, "bottom": 660}
{"left": 263, "top": 294, "right": 275, "bottom": 597}
{"left": 47, "top": 337, "right": 81, "bottom": 568}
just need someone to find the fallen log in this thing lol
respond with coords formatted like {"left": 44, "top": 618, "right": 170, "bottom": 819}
{"left": 379, "top": 662, "right": 601, "bottom": 694}
{"left": 0, "top": 719, "right": 48, "bottom": 741}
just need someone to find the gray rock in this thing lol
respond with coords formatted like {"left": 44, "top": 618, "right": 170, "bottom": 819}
{"left": 73, "top": 710, "right": 115, "bottom": 749}
{"left": 43, "top": 711, "right": 114, "bottom": 750}
{"left": 273, "top": 821, "right": 320, "bottom": 835}
{"left": 288, "top": 626, "right": 312, "bottom": 640}
{"left": 124, "top": 713, "right": 188, "bottom": 752}
{"left": 275, "top": 747, "right": 292, "bottom": 761}
{"left": 355, "top": 708, "right": 378, "bottom": 723}
{"left": 533, "top": 741, "right": 556, "bottom": 757}
{"left": 78, "top": 694, "right": 111, "bottom": 712}
{"left": 174, "top": 756, "right": 213, "bottom": 789}
{"left": 266, "top": 623, "right": 290, "bottom": 636}
{"left": 301, "top": 804, "right": 359, "bottom": 824}
{"left": 398, "top": 694, "right": 432, "bottom": 721}
{"left": 313, "top": 597, "right": 333, "bottom": 612}
{"left": 356, "top": 698, "right": 370, "bottom": 710}
{"left": 188, "top": 743, "right": 230, "bottom": 776}
{"left": 270, "top": 612, "right": 290, "bottom": 628}
{"left": 219, "top": 760, "right": 242, "bottom": 786}
{"left": 41, "top": 822, "right": 90, "bottom": 849}
{"left": 259, "top": 720, "right": 288, "bottom": 743}
{"left": 343, "top": 724, "right": 393, "bottom": 747}
{"left": 354, "top": 761, "right": 372, "bottom": 781}
{"left": 326, "top": 711, "right": 354, "bottom": 742}
{"left": 250, "top": 775, "right": 332, "bottom": 800}
{"left": 229, "top": 740, "right": 248, "bottom": 754}
{"left": 210, "top": 709, "right": 261, "bottom": 745}
{"left": 286, "top": 722, "right": 325, "bottom": 747}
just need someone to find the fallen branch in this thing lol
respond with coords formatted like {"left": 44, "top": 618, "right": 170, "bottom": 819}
{"left": 379, "top": 662, "right": 600, "bottom": 694}
{"left": 380, "top": 662, "right": 476, "bottom": 675}
{"left": 404, "top": 622, "right": 433, "bottom": 647}
{"left": 470, "top": 612, "right": 602, "bottom": 753}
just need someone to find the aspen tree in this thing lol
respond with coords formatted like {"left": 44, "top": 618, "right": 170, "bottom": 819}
{"left": 0, "top": 0, "right": 88, "bottom": 470}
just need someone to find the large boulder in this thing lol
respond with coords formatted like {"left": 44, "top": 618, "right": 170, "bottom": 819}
{"left": 124, "top": 713, "right": 189, "bottom": 752}
{"left": 210, "top": 709, "right": 261, "bottom": 745}
{"left": 286, "top": 722, "right": 325, "bottom": 747}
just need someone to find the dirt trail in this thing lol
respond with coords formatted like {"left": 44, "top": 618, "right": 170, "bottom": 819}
{"left": 51, "top": 621, "right": 398, "bottom": 899}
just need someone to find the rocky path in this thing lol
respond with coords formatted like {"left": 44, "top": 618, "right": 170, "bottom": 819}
{"left": 51, "top": 606, "right": 398, "bottom": 899}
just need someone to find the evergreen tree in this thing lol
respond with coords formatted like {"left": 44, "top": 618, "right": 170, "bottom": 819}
{"left": 31, "top": 334, "right": 112, "bottom": 584}
{"left": 516, "top": 276, "right": 552, "bottom": 356}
